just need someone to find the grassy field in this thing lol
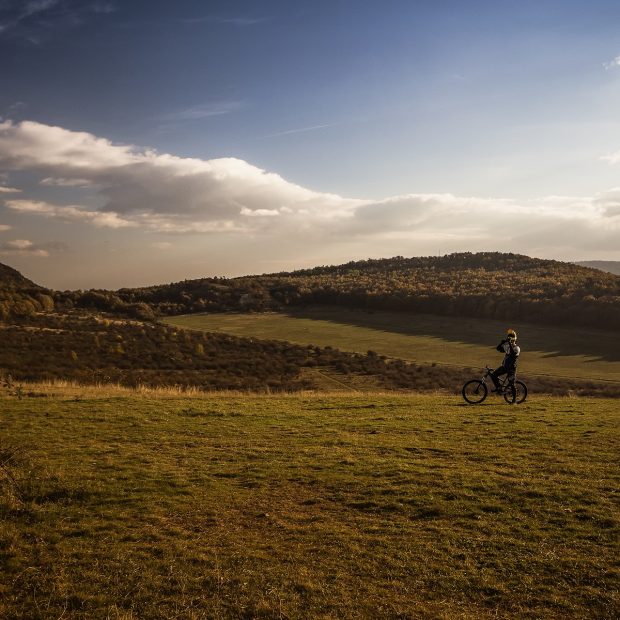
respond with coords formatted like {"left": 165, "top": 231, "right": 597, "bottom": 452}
{"left": 165, "top": 308, "right": 620, "bottom": 383}
{"left": 1, "top": 387, "right": 618, "bottom": 619}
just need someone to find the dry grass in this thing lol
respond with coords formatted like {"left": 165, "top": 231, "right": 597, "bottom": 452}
{"left": 1, "top": 391, "right": 618, "bottom": 619}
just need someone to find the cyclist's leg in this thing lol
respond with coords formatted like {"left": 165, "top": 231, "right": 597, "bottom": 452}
{"left": 507, "top": 366, "right": 516, "bottom": 385}
{"left": 490, "top": 366, "right": 506, "bottom": 390}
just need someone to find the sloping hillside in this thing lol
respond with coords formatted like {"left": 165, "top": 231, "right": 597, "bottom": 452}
{"left": 57, "top": 252, "right": 619, "bottom": 330}
{"left": 0, "top": 262, "right": 54, "bottom": 319}
{"left": 0, "top": 263, "right": 40, "bottom": 289}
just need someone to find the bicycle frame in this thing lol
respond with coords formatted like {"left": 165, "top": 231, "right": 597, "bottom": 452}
{"left": 482, "top": 365, "right": 512, "bottom": 393}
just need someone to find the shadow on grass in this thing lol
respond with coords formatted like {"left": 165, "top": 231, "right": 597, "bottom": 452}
{"left": 284, "top": 306, "right": 620, "bottom": 363}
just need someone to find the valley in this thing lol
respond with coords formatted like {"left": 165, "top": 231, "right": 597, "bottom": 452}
{"left": 165, "top": 307, "right": 620, "bottom": 383}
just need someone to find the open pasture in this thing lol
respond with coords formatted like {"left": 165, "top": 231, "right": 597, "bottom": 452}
{"left": 1, "top": 390, "right": 618, "bottom": 618}
{"left": 165, "top": 308, "right": 620, "bottom": 383}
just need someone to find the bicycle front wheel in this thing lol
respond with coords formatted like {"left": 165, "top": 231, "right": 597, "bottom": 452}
{"left": 513, "top": 381, "right": 527, "bottom": 404}
{"left": 462, "top": 380, "right": 488, "bottom": 404}
{"left": 503, "top": 383, "right": 517, "bottom": 404}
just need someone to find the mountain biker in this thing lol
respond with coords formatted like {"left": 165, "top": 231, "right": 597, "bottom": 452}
{"left": 490, "top": 329, "right": 520, "bottom": 391}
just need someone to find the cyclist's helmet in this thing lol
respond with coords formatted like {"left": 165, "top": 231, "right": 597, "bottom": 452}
{"left": 506, "top": 329, "right": 517, "bottom": 341}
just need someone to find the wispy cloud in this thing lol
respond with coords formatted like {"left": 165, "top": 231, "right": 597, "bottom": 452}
{"left": 0, "top": 224, "right": 11, "bottom": 231}
{"left": 260, "top": 123, "right": 337, "bottom": 139}
{"left": 40, "top": 177, "right": 95, "bottom": 187}
{"left": 0, "top": 239, "right": 66, "bottom": 258}
{"left": 5, "top": 199, "right": 136, "bottom": 229}
{"left": 0, "top": 0, "right": 115, "bottom": 41}
{"left": 0, "top": 184, "right": 20, "bottom": 193}
{"left": 160, "top": 101, "right": 245, "bottom": 122}
{"left": 600, "top": 149, "right": 620, "bottom": 164}
{"left": 603, "top": 55, "right": 620, "bottom": 70}
{"left": 181, "top": 15, "right": 269, "bottom": 27}
{"left": 91, "top": 3, "right": 115, "bottom": 15}
{"left": 0, "top": 0, "right": 62, "bottom": 34}
{"left": 214, "top": 17, "right": 268, "bottom": 27}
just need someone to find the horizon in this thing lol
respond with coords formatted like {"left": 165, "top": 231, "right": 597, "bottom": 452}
{"left": 1, "top": 251, "right": 617, "bottom": 292}
{"left": 1, "top": 0, "right": 620, "bottom": 289}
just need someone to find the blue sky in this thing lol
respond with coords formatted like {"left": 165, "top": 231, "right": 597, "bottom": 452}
{"left": 1, "top": 0, "right": 620, "bottom": 288}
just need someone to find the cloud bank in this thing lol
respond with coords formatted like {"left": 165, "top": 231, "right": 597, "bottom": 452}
{"left": 0, "top": 119, "right": 619, "bottom": 260}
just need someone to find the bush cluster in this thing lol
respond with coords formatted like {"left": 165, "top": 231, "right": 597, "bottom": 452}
{"left": 1, "top": 312, "right": 618, "bottom": 397}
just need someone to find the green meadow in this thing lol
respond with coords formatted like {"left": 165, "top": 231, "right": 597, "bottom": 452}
{"left": 165, "top": 308, "right": 620, "bottom": 383}
{"left": 1, "top": 389, "right": 618, "bottom": 619}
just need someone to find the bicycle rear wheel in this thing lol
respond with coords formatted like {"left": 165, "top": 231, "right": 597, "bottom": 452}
{"left": 462, "top": 380, "right": 488, "bottom": 404}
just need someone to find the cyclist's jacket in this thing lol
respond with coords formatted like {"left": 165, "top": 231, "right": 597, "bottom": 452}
{"left": 496, "top": 340, "right": 520, "bottom": 369}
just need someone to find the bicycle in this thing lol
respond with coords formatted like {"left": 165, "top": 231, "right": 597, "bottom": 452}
{"left": 462, "top": 366, "right": 528, "bottom": 405}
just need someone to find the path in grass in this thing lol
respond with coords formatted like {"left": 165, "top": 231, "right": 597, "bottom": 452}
{"left": 1, "top": 392, "right": 618, "bottom": 619}
{"left": 165, "top": 308, "right": 620, "bottom": 382}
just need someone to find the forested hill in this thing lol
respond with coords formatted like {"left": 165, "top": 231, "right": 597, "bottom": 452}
{"left": 1, "top": 253, "right": 619, "bottom": 330}
{"left": 0, "top": 263, "right": 54, "bottom": 320}
{"left": 49, "top": 252, "right": 619, "bottom": 331}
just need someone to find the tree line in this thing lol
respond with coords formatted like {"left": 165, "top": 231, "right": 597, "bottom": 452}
{"left": 58, "top": 253, "right": 620, "bottom": 330}
{"left": 2, "top": 253, "right": 619, "bottom": 330}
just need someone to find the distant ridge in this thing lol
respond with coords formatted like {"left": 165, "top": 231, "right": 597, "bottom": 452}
{"left": 575, "top": 261, "right": 620, "bottom": 276}
{"left": 50, "top": 251, "right": 617, "bottom": 331}
{"left": 0, "top": 262, "right": 42, "bottom": 290}
{"left": 2, "top": 253, "right": 619, "bottom": 329}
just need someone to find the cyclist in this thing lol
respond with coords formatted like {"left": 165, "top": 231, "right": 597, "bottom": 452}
{"left": 490, "top": 329, "right": 520, "bottom": 391}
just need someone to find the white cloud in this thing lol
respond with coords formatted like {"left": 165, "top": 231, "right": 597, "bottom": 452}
{"left": 40, "top": 176, "right": 95, "bottom": 187}
{"left": 593, "top": 187, "right": 620, "bottom": 218}
{"left": 0, "top": 224, "right": 11, "bottom": 231}
{"left": 601, "top": 150, "right": 620, "bottom": 165}
{"left": 240, "top": 207, "right": 280, "bottom": 217}
{"left": 0, "top": 119, "right": 619, "bottom": 259}
{"left": 604, "top": 55, "right": 620, "bottom": 70}
{"left": 0, "top": 120, "right": 362, "bottom": 233}
{"left": 0, "top": 184, "right": 20, "bottom": 193}
{"left": 6, "top": 239, "right": 33, "bottom": 249}
{"left": 0, "top": 238, "right": 49, "bottom": 257}
{"left": 5, "top": 199, "right": 136, "bottom": 228}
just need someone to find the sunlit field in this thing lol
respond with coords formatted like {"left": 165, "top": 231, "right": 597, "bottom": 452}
{"left": 1, "top": 388, "right": 618, "bottom": 619}
{"left": 165, "top": 308, "right": 620, "bottom": 383}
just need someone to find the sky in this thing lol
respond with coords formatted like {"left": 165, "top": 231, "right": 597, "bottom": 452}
{"left": 1, "top": 0, "right": 620, "bottom": 289}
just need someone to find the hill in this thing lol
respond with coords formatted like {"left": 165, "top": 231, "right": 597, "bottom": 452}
{"left": 58, "top": 252, "right": 619, "bottom": 331}
{"left": 0, "top": 262, "right": 54, "bottom": 320}
{"left": 4, "top": 253, "right": 618, "bottom": 330}
{"left": 1, "top": 256, "right": 618, "bottom": 396}
{"left": 0, "top": 262, "right": 40, "bottom": 289}
{"left": 575, "top": 260, "right": 620, "bottom": 276}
